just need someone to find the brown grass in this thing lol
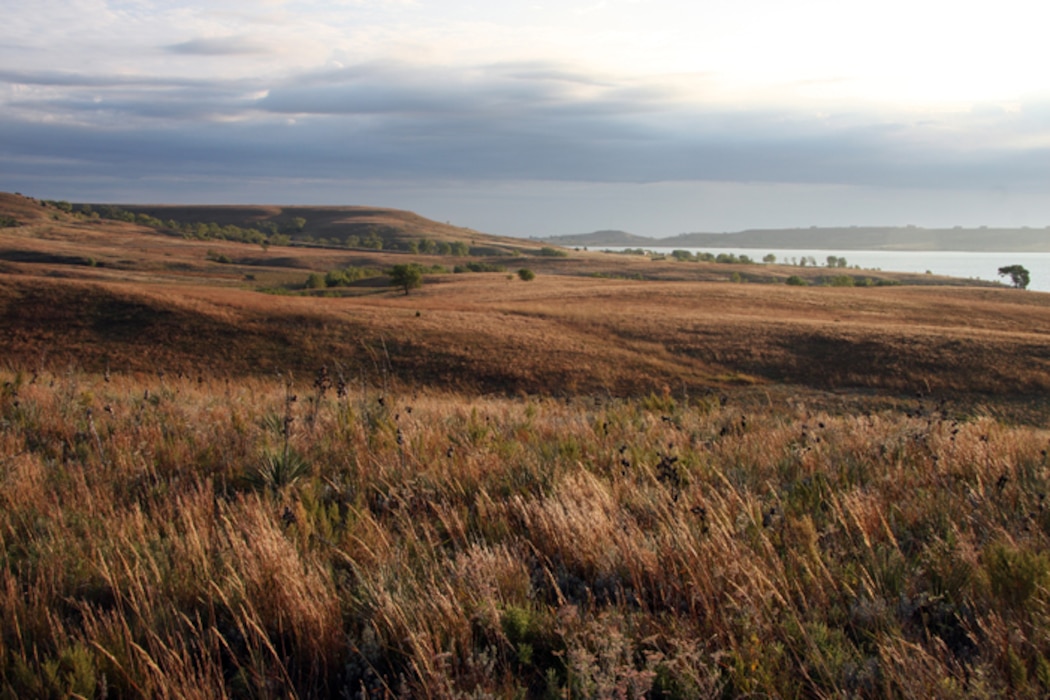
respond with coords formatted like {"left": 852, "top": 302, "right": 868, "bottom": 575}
{"left": 2, "top": 269, "right": 1050, "bottom": 405}
{"left": 3, "top": 369, "right": 1050, "bottom": 697}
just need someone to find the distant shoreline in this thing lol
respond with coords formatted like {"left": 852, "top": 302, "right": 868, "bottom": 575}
{"left": 543, "top": 226, "right": 1050, "bottom": 253}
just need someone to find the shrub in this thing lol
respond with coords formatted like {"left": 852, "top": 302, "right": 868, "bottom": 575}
{"left": 206, "top": 250, "right": 233, "bottom": 264}
{"left": 786, "top": 275, "right": 808, "bottom": 286}
{"left": 825, "top": 275, "right": 855, "bottom": 287}
{"left": 324, "top": 265, "right": 385, "bottom": 287}
{"left": 453, "top": 262, "right": 506, "bottom": 273}
{"left": 45, "top": 200, "right": 74, "bottom": 212}
{"left": 324, "top": 269, "right": 348, "bottom": 287}
{"left": 537, "top": 246, "right": 568, "bottom": 257}
{"left": 984, "top": 542, "right": 1049, "bottom": 609}
{"left": 518, "top": 268, "right": 536, "bottom": 281}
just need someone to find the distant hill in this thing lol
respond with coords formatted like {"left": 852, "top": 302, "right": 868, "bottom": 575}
{"left": 106, "top": 202, "right": 536, "bottom": 254}
{"left": 546, "top": 226, "right": 1050, "bottom": 252}
{"left": 540, "top": 230, "right": 653, "bottom": 247}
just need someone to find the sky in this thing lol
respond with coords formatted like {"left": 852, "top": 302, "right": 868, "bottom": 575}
{"left": 3, "top": 0, "right": 1050, "bottom": 237}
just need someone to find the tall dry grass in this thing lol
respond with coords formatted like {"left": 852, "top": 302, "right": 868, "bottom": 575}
{"left": 2, "top": 368, "right": 1050, "bottom": 698}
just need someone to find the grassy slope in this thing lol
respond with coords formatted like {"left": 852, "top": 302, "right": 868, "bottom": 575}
{"left": 3, "top": 194, "right": 1045, "bottom": 401}
{"left": 111, "top": 201, "right": 532, "bottom": 252}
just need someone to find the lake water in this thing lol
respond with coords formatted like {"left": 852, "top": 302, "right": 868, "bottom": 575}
{"left": 605, "top": 247, "right": 1050, "bottom": 292}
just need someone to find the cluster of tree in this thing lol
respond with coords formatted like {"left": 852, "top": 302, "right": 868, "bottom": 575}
{"left": 180, "top": 222, "right": 289, "bottom": 246}
{"left": 667, "top": 251, "right": 853, "bottom": 267}
{"left": 671, "top": 250, "right": 755, "bottom": 264}
{"left": 790, "top": 256, "right": 819, "bottom": 267}
{"left": 74, "top": 204, "right": 166, "bottom": 229}
{"left": 759, "top": 253, "right": 852, "bottom": 267}
{"left": 321, "top": 265, "right": 385, "bottom": 287}
{"left": 824, "top": 274, "right": 856, "bottom": 287}
{"left": 453, "top": 262, "right": 506, "bottom": 273}
{"left": 406, "top": 239, "right": 471, "bottom": 256}
{"left": 305, "top": 262, "right": 457, "bottom": 294}
{"left": 311, "top": 230, "right": 386, "bottom": 250}
{"left": 67, "top": 204, "right": 299, "bottom": 247}
{"left": 785, "top": 274, "right": 894, "bottom": 287}
{"left": 0, "top": 215, "right": 18, "bottom": 228}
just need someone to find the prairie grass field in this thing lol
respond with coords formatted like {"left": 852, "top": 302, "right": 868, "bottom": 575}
{"left": 4, "top": 368, "right": 1050, "bottom": 698}
{"left": 4, "top": 193, "right": 1050, "bottom": 697}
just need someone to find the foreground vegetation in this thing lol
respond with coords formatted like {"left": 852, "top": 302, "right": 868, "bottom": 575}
{"left": 3, "top": 368, "right": 1050, "bottom": 698}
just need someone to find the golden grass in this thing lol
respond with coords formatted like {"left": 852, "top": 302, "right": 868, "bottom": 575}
{"left": 2, "top": 369, "right": 1050, "bottom": 697}
{"left": 3, "top": 269, "right": 1050, "bottom": 407}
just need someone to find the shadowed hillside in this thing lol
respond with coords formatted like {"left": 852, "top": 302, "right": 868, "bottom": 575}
{"left": 105, "top": 202, "right": 534, "bottom": 253}
{"left": 0, "top": 192, "right": 1045, "bottom": 404}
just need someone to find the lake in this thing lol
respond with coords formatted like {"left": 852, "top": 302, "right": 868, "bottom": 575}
{"left": 604, "top": 247, "right": 1050, "bottom": 292}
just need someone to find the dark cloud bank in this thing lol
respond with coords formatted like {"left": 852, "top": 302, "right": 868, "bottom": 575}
{"left": 3, "top": 60, "right": 1048, "bottom": 225}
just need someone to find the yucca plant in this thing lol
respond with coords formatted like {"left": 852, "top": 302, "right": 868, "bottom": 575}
{"left": 247, "top": 448, "right": 311, "bottom": 492}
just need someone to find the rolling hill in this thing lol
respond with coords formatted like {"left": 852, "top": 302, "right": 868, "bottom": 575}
{"left": 3, "top": 192, "right": 1049, "bottom": 408}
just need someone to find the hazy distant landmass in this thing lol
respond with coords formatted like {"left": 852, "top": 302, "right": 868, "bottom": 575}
{"left": 545, "top": 226, "right": 1050, "bottom": 252}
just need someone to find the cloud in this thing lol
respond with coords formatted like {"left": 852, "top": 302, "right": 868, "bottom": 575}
{"left": 166, "top": 36, "right": 273, "bottom": 56}
{"left": 0, "top": 69, "right": 227, "bottom": 89}
{"left": 255, "top": 61, "right": 634, "bottom": 116}
{"left": 3, "top": 55, "right": 1050, "bottom": 205}
{"left": 0, "top": 68, "right": 266, "bottom": 125}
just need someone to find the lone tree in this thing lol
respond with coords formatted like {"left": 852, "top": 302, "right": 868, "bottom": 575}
{"left": 389, "top": 263, "right": 423, "bottom": 295}
{"left": 998, "top": 264, "right": 1030, "bottom": 290}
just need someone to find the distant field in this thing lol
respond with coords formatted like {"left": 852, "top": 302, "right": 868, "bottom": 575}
{"left": 3, "top": 193, "right": 1047, "bottom": 406}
